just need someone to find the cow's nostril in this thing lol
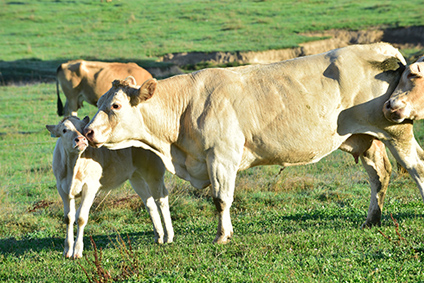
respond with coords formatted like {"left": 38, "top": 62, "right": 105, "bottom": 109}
{"left": 385, "top": 100, "right": 391, "bottom": 109}
{"left": 84, "top": 129, "right": 93, "bottom": 139}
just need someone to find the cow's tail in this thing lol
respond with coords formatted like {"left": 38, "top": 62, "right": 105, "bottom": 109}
{"left": 56, "top": 65, "right": 64, "bottom": 116}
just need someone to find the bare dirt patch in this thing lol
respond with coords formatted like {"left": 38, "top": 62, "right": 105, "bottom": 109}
{"left": 159, "top": 26, "right": 424, "bottom": 66}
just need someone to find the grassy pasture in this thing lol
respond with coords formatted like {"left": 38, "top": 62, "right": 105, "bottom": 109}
{"left": 2, "top": 0, "right": 424, "bottom": 282}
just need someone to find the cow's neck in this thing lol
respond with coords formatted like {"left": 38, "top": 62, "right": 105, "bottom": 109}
{"left": 133, "top": 74, "right": 194, "bottom": 173}
{"left": 142, "top": 75, "right": 192, "bottom": 144}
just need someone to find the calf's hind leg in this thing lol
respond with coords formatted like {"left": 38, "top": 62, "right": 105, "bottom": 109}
{"left": 129, "top": 176, "right": 167, "bottom": 244}
{"left": 340, "top": 135, "right": 392, "bottom": 227}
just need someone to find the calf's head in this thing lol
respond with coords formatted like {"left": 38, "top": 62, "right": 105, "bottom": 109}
{"left": 46, "top": 116, "right": 90, "bottom": 154}
{"left": 84, "top": 76, "right": 157, "bottom": 148}
{"left": 383, "top": 57, "right": 424, "bottom": 123}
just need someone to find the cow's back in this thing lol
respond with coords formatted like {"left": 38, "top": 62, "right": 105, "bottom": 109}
{"left": 86, "top": 62, "right": 152, "bottom": 98}
{"left": 177, "top": 43, "right": 405, "bottom": 169}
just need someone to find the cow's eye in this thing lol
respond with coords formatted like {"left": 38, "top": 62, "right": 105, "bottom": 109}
{"left": 111, "top": 103, "right": 122, "bottom": 110}
{"left": 62, "top": 129, "right": 67, "bottom": 134}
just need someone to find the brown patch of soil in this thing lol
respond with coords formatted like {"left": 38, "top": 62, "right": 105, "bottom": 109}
{"left": 159, "top": 26, "right": 424, "bottom": 66}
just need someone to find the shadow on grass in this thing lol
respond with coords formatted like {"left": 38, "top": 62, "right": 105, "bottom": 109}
{"left": 238, "top": 208, "right": 424, "bottom": 235}
{"left": 0, "top": 58, "right": 180, "bottom": 86}
{"left": 0, "top": 231, "right": 155, "bottom": 257}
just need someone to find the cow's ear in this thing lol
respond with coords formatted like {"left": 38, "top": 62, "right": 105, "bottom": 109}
{"left": 82, "top": 116, "right": 90, "bottom": 126}
{"left": 409, "top": 63, "right": 423, "bottom": 79}
{"left": 138, "top": 78, "right": 157, "bottom": 102}
{"left": 46, "top": 125, "right": 59, "bottom": 137}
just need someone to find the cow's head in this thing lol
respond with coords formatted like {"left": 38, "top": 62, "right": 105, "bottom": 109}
{"left": 383, "top": 57, "right": 424, "bottom": 123}
{"left": 46, "top": 116, "right": 90, "bottom": 154}
{"left": 84, "top": 76, "right": 157, "bottom": 149}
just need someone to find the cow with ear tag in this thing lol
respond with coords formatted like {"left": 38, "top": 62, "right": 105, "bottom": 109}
{"left": 84, "top": 43, "right": 424, "bottom": 244}
{"left": 384, "top": 57, "right": 424, "bottom": 123}
{"left": 46, "top": 116, "right": 173, "bottom": 259}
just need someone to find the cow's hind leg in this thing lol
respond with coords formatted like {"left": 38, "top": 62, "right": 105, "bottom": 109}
{"left": 340, "top": 135, "right": 392, "bottom": 227}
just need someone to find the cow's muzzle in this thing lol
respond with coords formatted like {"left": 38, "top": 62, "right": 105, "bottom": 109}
{"left": 383, "top": 98, "right": 408, "bottom": 123}
{"left": 83, "top": 128, "right": 103, "bottom": 148}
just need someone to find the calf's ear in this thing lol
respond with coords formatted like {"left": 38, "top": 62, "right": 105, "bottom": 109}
{"left": 138, "top": 78, "right": 157, "bottom": 101}
{"left": 82, "top": 116, "right": 90, "bottom": 126}
{"left": 46, "top": 125, "right": 59, "bottom": 137}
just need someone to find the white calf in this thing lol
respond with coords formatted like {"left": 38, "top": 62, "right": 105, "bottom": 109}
{"left": 46, "top": 116, "right": 173, "bottom": 259}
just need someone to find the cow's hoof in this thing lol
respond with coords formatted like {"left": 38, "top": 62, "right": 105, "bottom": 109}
{"left": 360, "top": 220, "right": 381, "bottom": 229}
{"left": 213, "top": 235, "right": 232, "bottom": 244}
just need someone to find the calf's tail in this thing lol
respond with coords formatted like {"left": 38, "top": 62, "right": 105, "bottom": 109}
{"left": 56, "top": 66, "right": 64, "bottom": 116}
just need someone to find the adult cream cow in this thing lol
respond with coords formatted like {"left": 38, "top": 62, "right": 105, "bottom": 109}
{"left": 383, "top": 56, "right": 424, "bottom": 123}
{"left": 84, "top": 43, "right": 423, "bottom": 244}
{"left": 46, "top": 116, "right": 173, "bottom": 258}
{"left": 56, "top": 60, "right": 152, "bottom": 116}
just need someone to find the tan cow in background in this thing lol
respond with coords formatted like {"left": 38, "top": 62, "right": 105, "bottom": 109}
{"left": 56, "top": 60, "right": 152, "bottom": 116}
{"left": 46, "top": 116, "right": 173, "bottom": 259}
{"left": 84, "top": 43, "right": 423, "bottom": 244}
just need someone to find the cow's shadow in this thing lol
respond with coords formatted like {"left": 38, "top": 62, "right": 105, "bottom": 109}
{"left": 0, "top": 58, "right": 180, "bottom": 85}
{"left": 0, "top": 231, "right": 155, "bottom": 257}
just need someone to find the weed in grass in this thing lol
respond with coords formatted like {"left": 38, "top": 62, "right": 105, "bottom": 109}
{"left": 378, "top": 213, "right": 419, "bottom": 260}
{"left": 78, "top": 234, "right": 140, "bottom": 283}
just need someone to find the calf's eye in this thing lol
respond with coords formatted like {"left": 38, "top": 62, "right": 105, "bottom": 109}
{"left": 62, "top": 129, "right": 67, "bottom": 134}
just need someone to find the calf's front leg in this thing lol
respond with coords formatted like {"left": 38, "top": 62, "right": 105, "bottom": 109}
{"left": 73, "top": 183, "right": 99, "bottom": 259}
{"left": 58, "top": 188, "right": 76, "bottom": 258}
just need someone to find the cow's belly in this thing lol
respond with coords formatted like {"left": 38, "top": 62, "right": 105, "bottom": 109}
{"left": 240, "top": 120, "right": 349, "bottom": 170}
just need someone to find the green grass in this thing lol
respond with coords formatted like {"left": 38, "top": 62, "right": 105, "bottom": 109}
{"left": 1, "top": 83, "right": 424, "bottom": 282}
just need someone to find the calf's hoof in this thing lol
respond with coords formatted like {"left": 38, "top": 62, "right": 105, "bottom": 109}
{"left": 164, "top": 235, "right": 174, "bottom": 244}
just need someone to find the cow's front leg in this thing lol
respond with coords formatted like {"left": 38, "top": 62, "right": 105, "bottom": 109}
{"left": 360, "top": 139, "right": 392, "bottom": 228}
{"left": 213, "top": 196, "right": 234, "bottom": 244}
{"left": 207, "top": 152, "right": 238, "bottom": 244}
{"left": 73, "top": 184, "right": 98, "bottom": 259}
